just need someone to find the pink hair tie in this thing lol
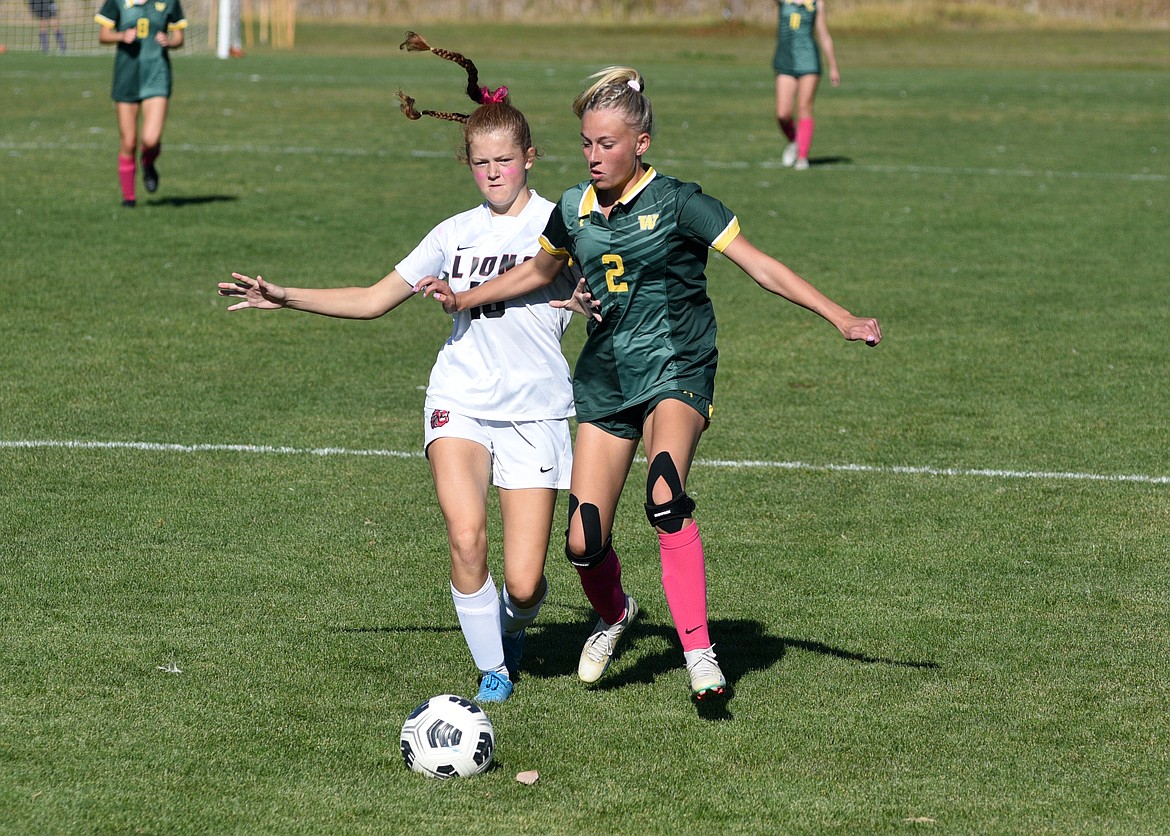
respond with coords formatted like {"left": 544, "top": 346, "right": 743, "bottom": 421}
{"left": 479, "top": 85, "right": 509, "bottom": 104}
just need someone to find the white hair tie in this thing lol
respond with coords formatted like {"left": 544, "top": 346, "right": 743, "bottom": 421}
{"left": 627, "top": 79, "right": 642, "bottom": 93}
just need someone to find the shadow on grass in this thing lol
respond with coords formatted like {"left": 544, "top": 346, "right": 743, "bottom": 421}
{"left": 543, "top": 615, "right": 937, "bottom": 721}
{"left": 145, "top": 194, "right": 239, "bottom": 207}
{"left": 338, "top": 608, "right": 938, "bottom": 722}
{"left": 807, "top": 155, "right": 852, "bottom": 167}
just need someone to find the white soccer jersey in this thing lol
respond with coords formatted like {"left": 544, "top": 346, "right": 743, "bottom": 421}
{"left": 395, "top": 191, "right": 576, "bottom": 421}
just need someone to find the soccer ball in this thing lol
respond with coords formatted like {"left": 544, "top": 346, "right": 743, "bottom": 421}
{"left": 399, "top": 694, "right": 495, "bottom": 779}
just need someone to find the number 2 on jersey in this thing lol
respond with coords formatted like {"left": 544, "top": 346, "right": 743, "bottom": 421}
{"left": 602, "top": 254, "right": 628, "bottom": 293}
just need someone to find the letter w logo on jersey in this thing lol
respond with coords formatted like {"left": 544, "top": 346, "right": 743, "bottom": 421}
{"left": 638, "top": 214, "right": 660, "bottom": 231}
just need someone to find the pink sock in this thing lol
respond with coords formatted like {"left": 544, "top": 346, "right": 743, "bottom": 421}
{"left": 796, "top": 117, "right": 815, "bottom": 161}
{"left": 117, "top": 153, "right": 135, "bottom": 201}
{"left": 118, "top": 154, "right": 136, "bottom": 201}
{"left": 779, "top": 118, "right": 796, "bottom": 142}
{"left": 574, "top": 545, "right": 627, "bottom": 625}
{"left": 141, "top": 144, "right": 160, "bottom": 168}
{"left": 659, "top": 522, "right": 710, "bottom": 651}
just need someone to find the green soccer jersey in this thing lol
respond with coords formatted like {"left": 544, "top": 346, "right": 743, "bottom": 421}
{"left": 772, "top": 0, "right": 822, "bottom": 77}
{"left": 95, "top": 0, "right": 187, "bottom": 102}
{"left": 540, "top": 167, "right": 740, "bottom": 423}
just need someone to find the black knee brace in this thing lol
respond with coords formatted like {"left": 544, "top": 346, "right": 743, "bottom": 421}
{"left": 566, "top": 494, "right": 610, "bottom": 568}
{"left": 645, "top": 451, "right": 695, "bottom": 533}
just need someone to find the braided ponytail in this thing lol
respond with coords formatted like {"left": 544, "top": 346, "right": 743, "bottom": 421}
{"left": 399, "top": 30, "right": 484, "bottom": 105}
{"left": 397, "top": 32, "right": 536, "bottom": 164}
{"left": 396, "top": 90, "right": 469, "bottom": 125}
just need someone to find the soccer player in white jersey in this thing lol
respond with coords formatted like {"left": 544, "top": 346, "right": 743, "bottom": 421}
{"left": 218, "top": 33, "right": 588, "bottom": 704}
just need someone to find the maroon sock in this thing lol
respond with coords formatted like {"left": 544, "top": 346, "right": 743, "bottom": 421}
{"left": 574, "top": 545, "right": 627, "bottom": 625}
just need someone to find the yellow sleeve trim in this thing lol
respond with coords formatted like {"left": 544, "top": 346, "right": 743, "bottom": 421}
{"left": 710, "top": 217, "right": 741, "bottom": 253}
{"left": 168, "top": 19, "right": 189, "bottom": 30}
{"left": 95, "top": 13, "right": 116, "bottom": 27}
{"left": 539, "top": 235, "right": 570, "bottom": 258}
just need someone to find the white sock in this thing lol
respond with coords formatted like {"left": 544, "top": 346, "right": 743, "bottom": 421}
{"left": 500, "top": 576, "right": 547, "bottom": 636}
{"left": 452, "top": 575, "right": 506, "bottom": 676}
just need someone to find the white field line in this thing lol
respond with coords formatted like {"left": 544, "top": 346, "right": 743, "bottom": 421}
{"left": 0, "top": 439, "right": 422, "bottom": 459}
{"left": 3, "top": 141, "right": 1166, "bottom": 183}
{"left": 3, "top": 439, "right": 1168, "bottom": 485}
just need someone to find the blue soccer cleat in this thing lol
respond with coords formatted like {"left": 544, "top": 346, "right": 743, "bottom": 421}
{"left": 475, "top": 670, "right": 514, "bottom": 703}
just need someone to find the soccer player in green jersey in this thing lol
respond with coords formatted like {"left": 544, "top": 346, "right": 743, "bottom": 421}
{"left": 418, "top": 67, "right": 881, "bottom": 702}
{"left": 95, "top": 0, "right": 187, "bottom": 206}
{"left": 773, "top": 0, "right": 840, "bottom": 170}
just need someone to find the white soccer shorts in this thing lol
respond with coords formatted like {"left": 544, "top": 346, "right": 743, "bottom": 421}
{"left": 423, "top": 408, "right": 572, "bottom": 490}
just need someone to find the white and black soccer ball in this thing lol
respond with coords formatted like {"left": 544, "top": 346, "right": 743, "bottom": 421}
{"left": 399, "top": 694, "right": 495, "bottom": 779}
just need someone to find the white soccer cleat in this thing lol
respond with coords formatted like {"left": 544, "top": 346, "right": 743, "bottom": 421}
{"left": 781, "top": 141, "right": 798, "bottom": 167}
{"left": 578, "top": 595, "right": 639, "bottom": 683}
{"left": 793, "top": 157, "right": 810, "bottom": 171}
{"left": 684, "top": 644, "right": 727, "bottom": 700}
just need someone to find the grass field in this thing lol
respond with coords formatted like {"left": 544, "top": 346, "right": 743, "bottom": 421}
{"left": 2, "top": 22, "right": 1169, "bottom": 834}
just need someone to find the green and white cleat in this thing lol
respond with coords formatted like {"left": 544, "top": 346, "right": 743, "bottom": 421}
{"left": 685, "top": 645, "right": 727, "bottom": 701}
{"left": 577, "top": 595, "right": 639, "bottom": 683}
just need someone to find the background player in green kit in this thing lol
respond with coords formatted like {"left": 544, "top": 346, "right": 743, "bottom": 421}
{"left": 773, "top": 0, "right": 840, "bottom": 170}
{"left": 95, "top": 0, "right": 187, "bottom": 206}
{"left": 418, "top": 66, "right": 881, "bottom": 703}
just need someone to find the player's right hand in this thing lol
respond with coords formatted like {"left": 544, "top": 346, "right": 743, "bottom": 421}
{"left": 217, "top": 272, "right": 287, "bottom": 311}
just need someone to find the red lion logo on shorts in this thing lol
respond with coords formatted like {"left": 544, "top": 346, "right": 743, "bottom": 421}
{"left": 430, "top": 409, "right": 450, "bottom": 429}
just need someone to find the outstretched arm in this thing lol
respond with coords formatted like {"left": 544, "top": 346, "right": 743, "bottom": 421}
{"left": 416, "top": 248, "right": 567, "bottom": 314}
{"left": 217, "top": 270, "right": 416, "bottom": 319}
{"left": 721, "top": 234, "right": 881, "bottom": 345}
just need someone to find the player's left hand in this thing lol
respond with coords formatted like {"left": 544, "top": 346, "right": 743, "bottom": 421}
{"left": 551, "top": 277, "right": 602, "bottom": 322}
{"left": 842, "top": 315, "right": 882, "bottom": 346}
{"left": 415, "top": 275, "right": 459, "bottom": 314}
